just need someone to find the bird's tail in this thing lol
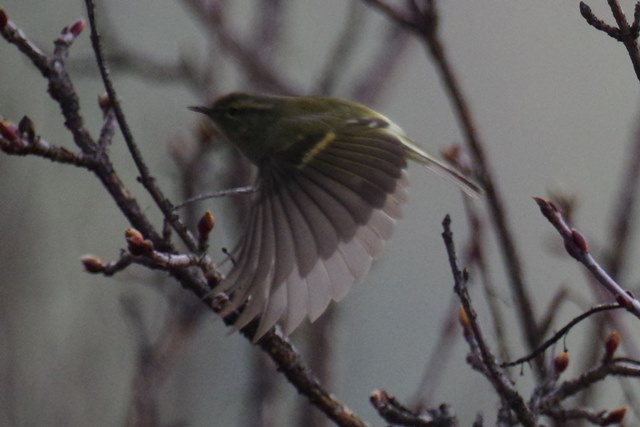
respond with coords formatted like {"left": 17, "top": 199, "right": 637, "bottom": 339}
{"left": 402, "top": 137, "right": 482, "bottom": 197}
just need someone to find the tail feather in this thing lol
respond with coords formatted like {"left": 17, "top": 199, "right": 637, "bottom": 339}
{"left": 401, "top": 137, "right": 482, "bottom": 197}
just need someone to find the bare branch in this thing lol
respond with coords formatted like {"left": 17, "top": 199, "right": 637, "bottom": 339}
{"left": 370, "top": 389, "right": 455, "bottom": 427}
{"left": 181, "top": 0, "right": 300, "bottom": 95}
{"left": 441, "top": 215, "right": 536, "bottom": 427}
{"left": 534, "top": 197, "right": 640, "bottom": 318}
{"left": 501, "top": 303, "right": 622, "bottom": 368}
{"left": 579, "top": 1, "right": 640, "bottom": 81}
{"left": 315, "top": 1, "right": 367, "bottom": 96}
{"left": 0, "top": 121, "right": 97, "bottom": 168}
{"left": 254, "top": 329, "right": 368, "bottom": 427}
{"left": 84, "top": 0, "right": 198, "bottom": 252}
{"left": 366, "top": 0, "right": 541, "bottom": 364}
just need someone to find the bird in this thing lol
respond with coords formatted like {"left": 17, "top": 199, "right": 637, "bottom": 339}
{"left": 190, "top": 92, "right": 479, "bottom": 340}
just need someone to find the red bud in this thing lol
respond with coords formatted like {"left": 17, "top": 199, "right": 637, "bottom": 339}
{"left": 604, "top": 331, "right": 621, "bottom": 359}
{"left": 69, "top": 19, "right": 85, "bottom": 36}
{"left": 533, "top": 196, "right": 558, "bottom": 214}
{"left": 198, "top": 210, "right": 215, "bottom": 238}
{"left": 125, "top": 228, "right": 154, "bottom": 255}
{"left": 81, "top": 255, "right": 104, "bottom": 273}
{"left": 0, "top": 9, "right": 8, "bottom": 29}
{"left": 0, "top": 120, "right": 18, "bottom": 141}
{"left": 553, "top": 352, "right": 569, "bottom": 374}
{"left": 570, "top": 229, "right": 589, "bottom": 252}
{"left": 603, "top": 406, "right": 626, "bottom": 425}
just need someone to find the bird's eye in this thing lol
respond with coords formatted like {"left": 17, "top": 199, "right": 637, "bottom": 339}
{"left": 225, "top": 107, "right": 240, "bottom": 118}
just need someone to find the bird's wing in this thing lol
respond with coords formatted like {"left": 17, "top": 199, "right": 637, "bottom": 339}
{"left": 218, "top": 126, "right": 410, "bottom": 340}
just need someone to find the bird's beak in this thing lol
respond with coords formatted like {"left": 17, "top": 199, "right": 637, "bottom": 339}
{"left": 188, "top": 105, "right": 213, "bottom": 115}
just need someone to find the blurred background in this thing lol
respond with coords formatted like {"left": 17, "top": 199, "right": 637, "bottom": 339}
{"left": 1, "top": 1, "right": 639, "bottom": 425}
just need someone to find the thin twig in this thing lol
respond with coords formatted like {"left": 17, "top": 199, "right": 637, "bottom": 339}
{"left": 298, "top": 308, "right": 336, "bottom": 427}
{"left": 462, "top": 196, "right": 510, "bottom": 362}
{"left": 172, "top": 186, "right": 256, "bottom": 210}
{"left": 543, "top": 359, "right": 640, "bottom": 406}
{"left": 543, "top": 406, "right": 626, "bottom": 426}
{"left": 441, "top": 215, "right": 536, "bottom": 427}
{"left": 2, "top": 9, "right": 370, "bottom": 426}
{"left": 411, "top": 296, "right": 459, "bottom": 409}
{"left": 361, "top": 0, "right": 416, "bottom": 28}
{"left": 365, "top": 0, "right": 541, "bottom": 364}
{"left": 577, "top": 88, "right": 640, "bottom": 410}
{"left": 181, "top": 0, "right": 300, "bottom": 95}
{"left": 370, "top": 389, "right": 455, "bottom": 427}
{"left": 84, "top": 0, "right": 198, "bottom": 252}
{"left": 579, "top": 1, "right": 640, "bottom": 81}
{"left": 501, "top": 303, "right": 622, "bottom": 368}
{"left": 251, "top": 0, "right": 286, "bottom": 59}
{"left": 0, "top": 131, "right": 97, "bottom": 168}
{"left": 72, "top": 49, "right": 204, "bottom": 92}
{"left": 315, "top": 1, "right": 367, "bottom": 96}
{"left": 536, "top": 287, "right": 570, "bottom": 339}
{"left": 349, "top": 24, "right": 412, "bottom": 105}
{"left": 534, "top": 197, "right": 640, "bottom": 318}
{"left": 421, "top": 2, "right": 540, "bottom": 354}
{"left": 1, "top": 11, "right": 165, "bottom": 244}
{"left": 605, "top": 107, "right": 640, "bottom": 281}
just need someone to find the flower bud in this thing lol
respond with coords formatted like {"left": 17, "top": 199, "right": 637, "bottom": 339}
{"left": 0, "top": 9, "right": 8, "bottom": 29}
{"left": 604, "top": 331, "right": 621, "bottom": 359}
{"left": 553, "top": 352, "right": 569, "bottom": 374}
{"left": 458, "top": 306, "right": 472, "bottom": 337}
{"left": 125, "top": 228, "right": 154, "bottom": 255}
{"left": 570, "top": 229, "right": 589, "bottom": 252}
{"left": 98, "top": 93, "right": 112, "bottom": 112}
{"left": 0, "top": 120, "right": 18, "bottom": 141}
{"left": 69, "top": 19, "right": 85, "bottom": 36}
{"left": 81, "top": 255, "right": 104, "bottom": 273}
{"left": 603, "top": 406, "right": 626, "bottom": 425}
{"left": 198, "top": 210, "right": 215, "bottom": 239}
{"left": 18, "top": 116, "right": 35, "bottom": 141}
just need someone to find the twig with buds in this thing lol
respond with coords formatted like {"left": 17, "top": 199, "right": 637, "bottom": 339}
{"left": 534, "top": 197, "right": 640, "bottom": 319}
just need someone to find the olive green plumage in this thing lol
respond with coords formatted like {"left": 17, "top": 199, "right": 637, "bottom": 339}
{"left": 190, "top": 93, "right": 478, "bottom": 340}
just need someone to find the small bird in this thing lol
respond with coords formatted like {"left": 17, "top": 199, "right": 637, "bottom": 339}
{"left": 190, "top": 93, "right": 479, "bottom": 340}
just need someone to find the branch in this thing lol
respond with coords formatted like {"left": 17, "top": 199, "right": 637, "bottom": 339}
{"left": 605, "top": 106, "right": 640, "bottom": 280}
{"left": 543, "top": 359, "right": 640, "bottom": 406}
{"left": 0, "top": 119, "right": 97, "bottom": 168}
{"left": 349, "top": 24, "right": 412, "bottom": 106}
{"left": 84, "top": 227, "right": 368, "bottom": 427}
{"left": 534, "top": 197, "right": 640, "bottom": 319}
{"left": 361, "top": 0, "right": 416, "bottom": 29}
{"left": 544, "top": 406, "right": 627, "bottom": 426}
{"left": 181, "top": 0, "right": 300, "bottom": 95}
{"left": 501, "top": 303, "right": 622, "bottom": 368}
{"left": 0, "top": 10, "right": 166, "bottom": 246}
{"left": 365, "top": 0, "right": 541, "bottom": 361}
{"left": 83, "top": 0, "right": 198, "bottom": 252}
{"left": 255, "top": 329, "right": 368, "bottom": 427}
{"left": 2, "top": 8, "right": 370, "bottom": 426}
{"left": 315, "top": 1, "right": 367, "bottom": 96}
{"left": 441, "top": 215, "right": 536, "bottom": 427}
{"left": 370, "top": 390, "right": 456, "bottom": 427}
{"left": 579, "top": 1, "right": 640, "bottom": 82}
